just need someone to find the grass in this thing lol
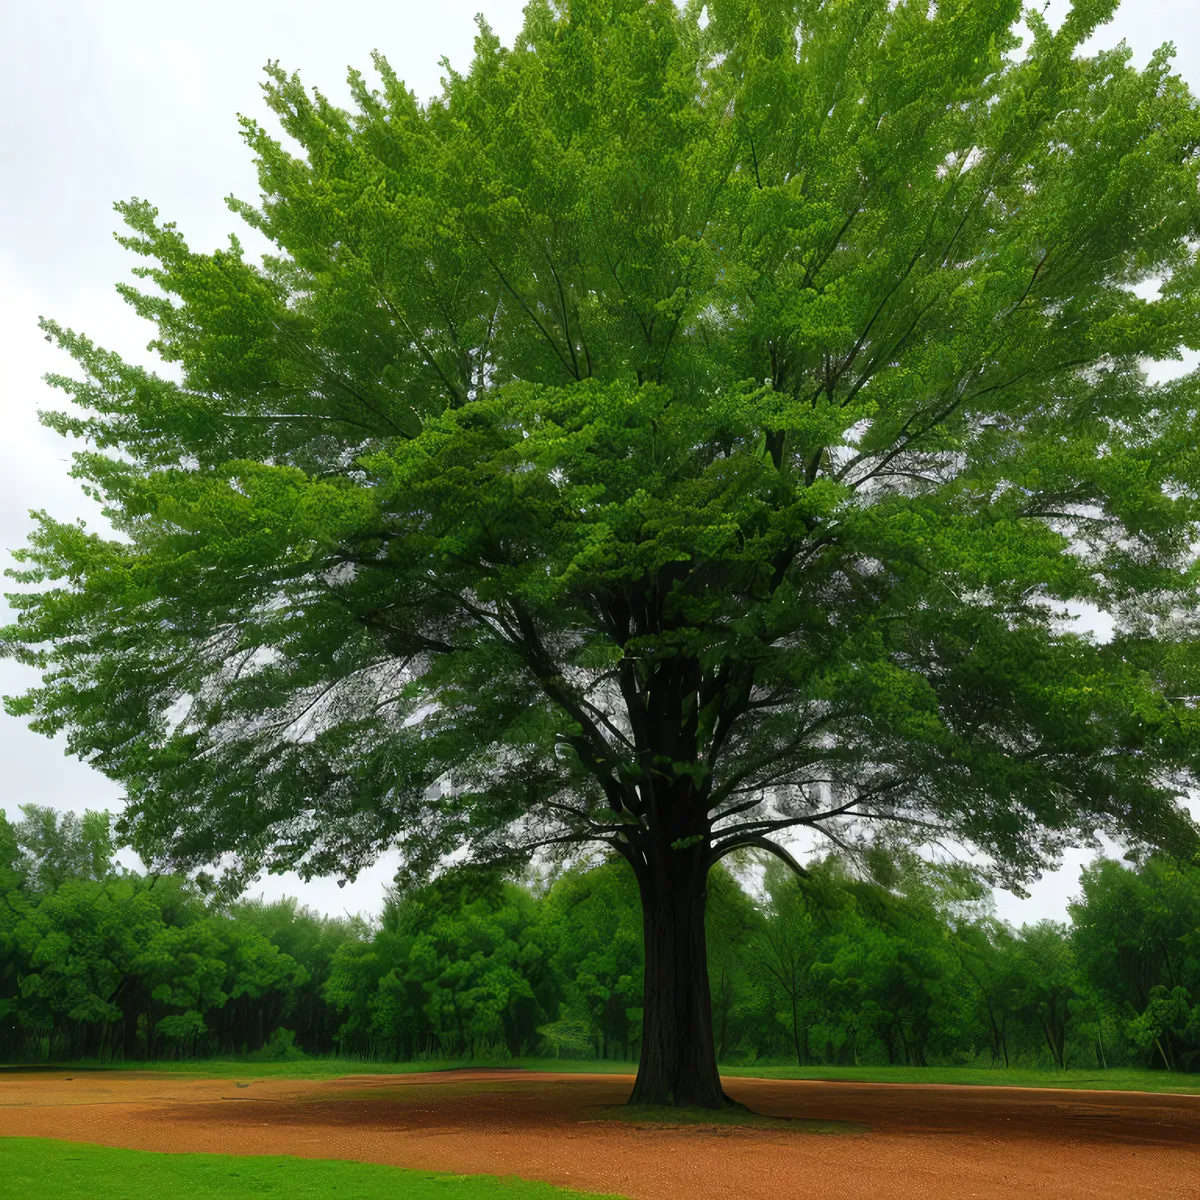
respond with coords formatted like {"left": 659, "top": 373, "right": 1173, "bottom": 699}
{"left": 719, "top": 1063, "right": 1200, "bottom": 1095}
{"left": 7, "top": 1055, "right": 1199, "bottom": 1095}
{"left": 0, "top": 1138, "right": 620, "bottom": 1200}
{"left": 2, "top": 1056, "right": 643, "bottom": 1080}
{"left": 588, "top": 1104, "right": 867, "bottom": 1133}
{"left": 1, "top": 1056, "right": 640, "bottom": 1080}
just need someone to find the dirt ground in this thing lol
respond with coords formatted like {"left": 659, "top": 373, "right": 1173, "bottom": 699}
{"left": 2, "top": 1068, "right": 1198, "bottom": 1199}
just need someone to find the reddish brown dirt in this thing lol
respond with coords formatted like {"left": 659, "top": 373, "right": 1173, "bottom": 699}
{"left": 2, "top": 1069, "right": 1198, "bottom": 1199}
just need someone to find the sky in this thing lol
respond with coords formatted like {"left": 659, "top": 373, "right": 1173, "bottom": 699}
{"left": 1, "top": 0, "right": 1197, "bottom": 923}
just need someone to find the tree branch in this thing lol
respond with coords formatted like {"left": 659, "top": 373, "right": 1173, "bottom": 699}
{"left": 710, "top": 835, "right": 808, "bottom": 879}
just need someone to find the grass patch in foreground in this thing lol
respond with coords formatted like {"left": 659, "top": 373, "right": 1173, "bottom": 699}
{"left": 589, "top": 1104, "right": 866, "bottom": 1134}
{"left": 0, "top": 1138, "right": 619, "bottom": 1200}
{"left": 720, "top": 1064, "right": 1200, "bottom": 1095}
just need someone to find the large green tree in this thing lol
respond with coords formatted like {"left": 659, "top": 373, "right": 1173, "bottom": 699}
{"left": 5, "top": 0, "right": 1200, "bottom": 1105}
{"left": 1071, "top": 856, "right": 1200, "bottom": 1070}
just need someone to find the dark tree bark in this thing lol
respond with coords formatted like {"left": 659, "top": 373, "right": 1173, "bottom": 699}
{"left": 627, "top": 841, "right": 728, "bottom": 1109}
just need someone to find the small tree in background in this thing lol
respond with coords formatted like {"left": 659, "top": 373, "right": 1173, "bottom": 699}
{"left": 750, "top": 862, "right": 823, "bottom": 1066}
{"left": 5, "top": 0, "right": 1200, "bottom": 1105}
{"left": 1011, "top": 920, "right": 1080, "bottom": 1069}
{"left": 955, "top": 918, "right": 1022, "bottom": 1068}
{"left": 6, "top": 805, "right": 114, "bottom": 895}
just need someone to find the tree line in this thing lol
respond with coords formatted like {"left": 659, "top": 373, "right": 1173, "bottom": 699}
{"left": 2, "top": 805, "right": 1197, "bottom": 1072}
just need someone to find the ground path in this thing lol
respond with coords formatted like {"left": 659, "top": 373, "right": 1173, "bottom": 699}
{"left": 2, "top": 1069, "right": 1197, "bottom": 1199}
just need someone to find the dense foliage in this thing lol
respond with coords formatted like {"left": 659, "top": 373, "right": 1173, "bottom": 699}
{"left": 4, "top": 807, "right": 1198, "bottom": 1072}
{"left": 5, "top": 0, "right": 1200, "bottom": 1107}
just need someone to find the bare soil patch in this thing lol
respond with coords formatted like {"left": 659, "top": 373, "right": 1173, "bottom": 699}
{"left": 1, "top": 1068, "right": 1197, "bottom": 1199}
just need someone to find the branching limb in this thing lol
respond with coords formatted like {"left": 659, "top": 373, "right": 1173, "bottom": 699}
{"left": 710, "top": 835, "right": 809, "bottom": 879}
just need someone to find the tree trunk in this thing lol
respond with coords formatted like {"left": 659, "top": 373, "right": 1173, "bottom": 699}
{"left": 1155, "top": 1036, "right": 1173, "bottom": 1072}
{"left": 1041, "top": 1011, "right": 1064, "bottom": 1069}
{"left": 628, "top": 845, "right": 727, "bottom": 1109}
{"left": 984, "top": 998, "right": 1001, "bottom": 1065}
{"left": 790, "top": 991, "right": 802, "bottom": 1068}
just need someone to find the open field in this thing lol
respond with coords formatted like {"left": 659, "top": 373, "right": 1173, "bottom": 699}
{"left": 7, "top": 1057, "right": 641, "bottom": 1081}
{"left": 720, "top": 1063, "right": 1200, "bottom": 1095}
{"left": 20, "top": 1056, "right": 1200, "bottom": 1095}
{"left": 2, "top": 1068, "right": 1198, "bottom": 1199}
{"left": 0, "top": 1138, "right": 615, "bottom": 1200}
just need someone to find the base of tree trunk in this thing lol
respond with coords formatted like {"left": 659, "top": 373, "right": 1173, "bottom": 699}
{"left": 622, "top": 1094, "right": 750, "bottom": 1117}
{"left": 628, "top": 844, "right": 729, "bottom": 1109}
{"left": 626, "top": 1079, "right": 742, "bottom": 1110}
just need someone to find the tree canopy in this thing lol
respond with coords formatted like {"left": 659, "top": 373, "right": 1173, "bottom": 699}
{"left": 5, "top": 0, "right": 1200, "bottom": 1104}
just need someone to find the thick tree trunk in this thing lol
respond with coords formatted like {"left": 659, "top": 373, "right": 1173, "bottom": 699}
{"left": 628, "top": 845, "right": 727, "bottom": 1109}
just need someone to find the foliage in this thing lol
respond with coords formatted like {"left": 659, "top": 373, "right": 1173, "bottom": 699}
{"left": 748, "top": 864, "right": 822, "bottom": 1065}
{"left": 7, "top": 0, "right": 1200, "bottom": 894}
{"left": 536, "top": 860, "right": 645, "bottom": 1059}
{"left": 249, "top": 1026, "right": 306, "bottom": 1061}
{"left": 0, "top": 809, "right": 324, "bottom": 1061}
{"left": 1070, "top": 856, "right": 1200, "bottom": 1072}
{"left": 6, "top": 0, "right": 1200, "bottom": 1105}
{"left": 1009, "top": 921, "right": 1079, "bottom": 1068}
{"left": 705, "top": 865, "right": 767, "bottom": 1062}
{"left": 3, "top": 805, "right": 113, "bottom": 894}
{"left": 5, "top": 807, "right": 1200, "bottom": 1076}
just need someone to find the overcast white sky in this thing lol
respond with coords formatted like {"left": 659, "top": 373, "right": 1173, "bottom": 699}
{"left": 1, "top": 1, "right": 1197, "bottom": 923}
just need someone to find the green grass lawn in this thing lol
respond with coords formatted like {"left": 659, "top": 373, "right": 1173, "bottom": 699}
{"left": 7, "top": 1056, "right": 1199, "bottom": 1095}
{"left": 0, "top": 1139, "right": 619, "bottom": 1200}
{"left": 589, "top": 1104, "right": 867, "bottom": 1133}
{"left": 1, "top": 1056, "right": 641, "bottom": 1080}
{"left": 718, "top": 1063, "right": 1200, "bottom": 1095}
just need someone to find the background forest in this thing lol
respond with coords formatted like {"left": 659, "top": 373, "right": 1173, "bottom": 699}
{"left": 2, "top": 805, "right": 1198, "bottom": 1074}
